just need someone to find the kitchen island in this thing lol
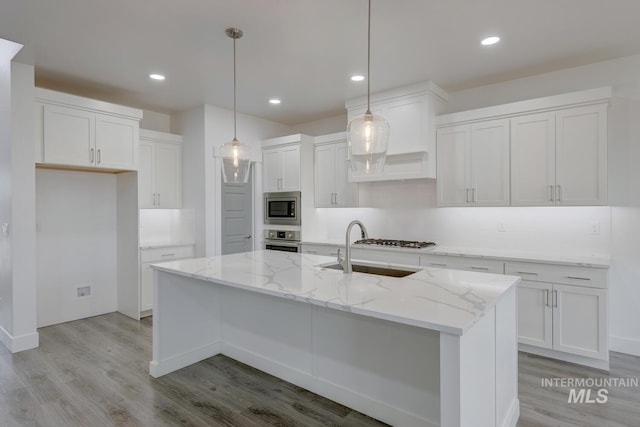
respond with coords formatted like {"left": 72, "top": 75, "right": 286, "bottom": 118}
{"left": 150, "top": 250, "right": 520, "bottom": 427}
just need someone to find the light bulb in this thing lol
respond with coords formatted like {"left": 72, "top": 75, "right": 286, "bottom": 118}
{"left": 364, "top": 120, "right": 372, "bottom": 152}
{"left": 232, "top": 146, "right": 239, "bottom": 167}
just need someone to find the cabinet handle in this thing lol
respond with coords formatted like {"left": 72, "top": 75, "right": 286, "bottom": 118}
{"left": 306, "top": 250, "right": 318, "bottom": 254}
{"left": 565, "top": 276, "right": 591, "bottom": 281}
{"left": 161, "top": 253, "right": 176, "bottom": 257}
{"left": 90, "top": 148, "right": 95, "bottom": 163}
{"left": 470, "top": 266, "right": 489, "bottom": 271}
{"left": 465, "top": 188, "right": 470, "bottom": 203}
{"left": 329, "top": 252, "right": 339, "bottom": 256}
{"left": 556, "top": 185, "right": 562, "bottom": 202}
{"left": 334, "top": 193, "right": 338, "bottom": 205}
{"left": 157, "top": 193, "right": 160, "bottom": 206}
{"left": 516, "top": 271, "right": 538, "bottom": 276}
{"left": 472, "top": 188, "right": 476, "bottom": 203}
{"left": 549, "top": 185, "right": 554, "bottom": 202}
{"left": 97, "top": 149, "right": 101, "bottom": 164}
{"left": 553, "top": 290, "right": 558, "bottom": 307}
{"left": 431, "top": 263, "right": 448, "bottom": 267}
{"left": 544, "top": 289, "right": 550, "bottom": 307}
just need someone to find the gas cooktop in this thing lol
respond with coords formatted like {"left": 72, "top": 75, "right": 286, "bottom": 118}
{"left": 353, "top": 239, "right": 436, "bottom": 249}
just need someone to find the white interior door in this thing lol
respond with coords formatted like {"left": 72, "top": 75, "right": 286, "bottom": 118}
{"left": 222, "top": 166, "right": 253, "bottom": 255}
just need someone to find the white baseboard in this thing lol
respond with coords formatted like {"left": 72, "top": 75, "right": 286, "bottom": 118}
{"left": 502, "top": 398, "right": 520, "bottom": 427}
{"left": 610, "top": 335, "right": 640, "bottom": 357}
{"left": 149, "top": 341, "right": 221, "bottom": 378}
{"left": 519, "top": 344, "right": 610, "bottom": 371}
{"left": 0, "top": 326, "right": 39, "bottom": 353}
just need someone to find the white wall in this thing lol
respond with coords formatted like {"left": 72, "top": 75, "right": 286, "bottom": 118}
{"left": 293, "top": 113, "right": 346, "bottom": 136}
{"left": 174, "top": 104, "right": 292, "bottom": 256}
{"left": 303, "top": 54, "right": 640, "bottom": 356}
{"left": 36, "top": 169, "right": 118, "bottom": 327}
{"left": 139, "top": 209, "right": 195, "bottom": 246}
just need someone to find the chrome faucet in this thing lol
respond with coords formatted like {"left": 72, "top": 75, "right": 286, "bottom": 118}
{"left": 338, "top": 220, "right": 369, "bottom": 274}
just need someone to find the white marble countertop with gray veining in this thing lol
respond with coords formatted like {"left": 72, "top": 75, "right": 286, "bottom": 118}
{"left": 300, "top": 240, "right": 610, "bottom": 268}
{"left": 151, "top": 250, "right": 519, "bottom": 335}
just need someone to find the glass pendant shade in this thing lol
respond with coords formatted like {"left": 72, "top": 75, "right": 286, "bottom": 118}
{"left": 347, "top": 111, "right": 390, "bottom": 176}
{"left": 220, "top": 138, "right": 251, "bottom": 183}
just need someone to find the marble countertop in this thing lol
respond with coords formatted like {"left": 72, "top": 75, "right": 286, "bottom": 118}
{"left": 151, "top": 250, "right": 519, "bottom": 336}
{"left": 301, "top": 240, "right": 610, "bottom": 268}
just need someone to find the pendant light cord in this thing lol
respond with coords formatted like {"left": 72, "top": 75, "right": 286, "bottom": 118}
{"left": 366, "top": 0, "right": 372, "bottom": 115}
{"left": 233, "top": 34, "right": 238, "bottom": 141}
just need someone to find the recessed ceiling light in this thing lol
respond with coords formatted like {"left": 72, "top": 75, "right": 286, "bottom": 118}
{"left": 481, "top": 36, "right": 500, "bottom": 46}
{"left": 269, "top": 99, "right": 281, "bottom": 105}
{"left": 149, "top": 73, "right": 166, "bottom": 81}
{"left": 351, "top": 75, "right": 365, "bottom": 82}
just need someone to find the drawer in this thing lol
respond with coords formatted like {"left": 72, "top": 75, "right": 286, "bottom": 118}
{"left": 140, "top": 245, "right": 195, "bottom": 263}
{"left": 420, "top": 255, "right": 504, "bottom": 274}
{"left": 351, "top": 248, "right": 420, "bottom": 266}
{"left": 301, "top": 244, "right": 342, "bottom": 257}
{"left": 505, "top": 261, "right": 607, "bottom": 289}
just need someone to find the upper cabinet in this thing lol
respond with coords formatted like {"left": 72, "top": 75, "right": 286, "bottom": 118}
{"left": 139, "top": 129, "right": 183, "bottom": 209}
{"left": 437, "top": 119, "right": 510, "bottom": 206}
{"left": 314, "top": 132, "right": 358, "bottom": 208}
{"left": 35, "top": 88, "right": 143, "bottom": 171}
{"left": 262, "top": 134, "right": 313, "bottom": 193}
{"left": 437, "top": 87, "right": 610, "bottom": 207}
{"left": 345, "top": 81, "right": 448, "bottom": 182}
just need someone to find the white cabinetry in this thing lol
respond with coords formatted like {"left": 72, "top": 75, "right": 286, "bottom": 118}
{"left": 139, "top": 244, "right": 195, "bottom": 315}
{"left": 262, "top": 134, "right": 313, "bottom": 192}
{"left": 314, "top": 133, "right": 358, "bottom": 208}
{"left": 437, "top": 87, "right": 610, "bottom": 207}
{"left": 511, "top": 104, "right": 607, "bottom": 206}
{"left": 437, "top": 119, "right": 510, "bottom": 206}
{"left": 345, "top": 81, "right": 448, "bottom": 182}
{"left": 506, "top": 261, "right": 608, "bottom": 365}
{"left": 138, "top": 129, "right": 182, "bottom": 208}
{"left": 36, "top": 88, "right": 142, "bottom": 171}
{"left": 420, "top": 254, "right": 504, "bottom": 274}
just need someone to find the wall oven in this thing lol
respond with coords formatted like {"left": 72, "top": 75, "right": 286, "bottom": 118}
{"left": 264, "top": 191, "right": 301, "bottom": 226}
{"left": 264, "top": 230, "right": 300, "bottom": 252}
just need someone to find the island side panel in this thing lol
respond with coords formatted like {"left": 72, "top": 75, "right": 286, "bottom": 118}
{"left": 313, "top": 306, "right": 441, "bottom": 427}
{"left": 495, "top": 286, "right": 519, "bottom": 427}
{"left": 150, "top": 270, "right": 222, "bottom": 377}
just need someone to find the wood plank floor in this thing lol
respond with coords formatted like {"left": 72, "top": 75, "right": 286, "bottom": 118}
{"left": 0, "top": 313, "right": 638, "bottom": 426}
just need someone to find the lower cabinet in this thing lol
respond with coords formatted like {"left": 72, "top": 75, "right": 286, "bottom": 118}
{"left": 139, "top": 245, "right": 195, "bottom": 315}
{"left": 507, "top": 262, "right": 608, "bottom": 363}
{"left": 419, "top": 254, "right": 504, "bottom": 274}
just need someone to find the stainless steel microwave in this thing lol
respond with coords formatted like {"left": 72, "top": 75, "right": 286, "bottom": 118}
{"left": 264, "top": 191, "right": 301, "bottom": 226}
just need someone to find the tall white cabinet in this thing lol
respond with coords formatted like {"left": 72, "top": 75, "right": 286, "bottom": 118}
{"left": 262, "top": 134, "right": 313, "bottom": 193}
{"left": 138, "top": 129, "right": 182, "bottom": 208}
{"left": 314, "top": 132, "right": 358, "bottom": 208}
{"left": 437, "top": 87, "right": 610, "bottom": 207}
{"left": 437, "top": 119, "right": 510, "bottom": 206}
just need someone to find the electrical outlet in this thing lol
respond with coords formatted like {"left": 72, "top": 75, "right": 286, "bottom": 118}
{"left": 77, "top": 286, "right": 91, "bottom": 298}
{"left": 497, "top": 222, "right": 506, "bottom": 232}
{"left": 590, "top": 222, "right": 601, "bottom": 235}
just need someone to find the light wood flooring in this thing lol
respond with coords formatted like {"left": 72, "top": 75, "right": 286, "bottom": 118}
{"left": 0, "top": 313, "right": 638, "bottom": 426}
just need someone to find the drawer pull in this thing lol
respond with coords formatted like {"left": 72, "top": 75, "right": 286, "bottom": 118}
{"left": 306, "top": 250, "right": 318, "bottom": 254}
{"left": 431, "top": 263, "right": 447, "bottom": 267}
{"left": 470, "top": 266, "right": 489, "bottom": 271}
{"left": 544, "top": 289, "right": 550, "bottom": 307}
{"left": 565, "top": 276, "right": 591, "bottom": 281}
{"left": 515, "top": 271, "right": 538, "bottom": 276}
{"left": 553, "top": 290, "right": 558, "bottom": 307}
{"left": 329, "top": 252, "right": 339, "bottom": 256}
{"left": 161, "top": 253, "right": 176, "bottom": 257}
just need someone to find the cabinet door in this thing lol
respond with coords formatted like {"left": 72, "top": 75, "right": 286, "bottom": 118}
{"left": 517, "top": 281, "right": 553, "bottom": 349}
{"left": 95, "top": 115, "right": 138, "bottom": 170}
{"left": 334, "top": 143, "right": 358, "bottom": 207}
{"left": 155, "top": 142, "right": 182, "bottom": 208}
{"left": 262, "top": 148, "right": 283, "bottom": 192}
{"left": 470, "top": 119, "right": 510, "bottom": 206}
{"left": 555, "top": 104, "right": 607, "bottom": 206}
{"left": 140, "top": 262, "right": 154, "bottom": 312}
{"left": 43, "top": 104, "right": 94, "bottom": 167}
{"left": 314, "top": 144, "right": 335, "bottom": 207}
{"left": 281, "top": 144, "right": 301, "bottom": 191}
{"left": 437, "top": 125, "right": 470, "bottom": 206}
{"left": 553, "top": 284, "right": 607, "bottom": 359}
{"left": 138, "top": 141, "right": 155, "bottom": 208}
{"left": 510, "top": 113, "right": 556, "bottom": 206}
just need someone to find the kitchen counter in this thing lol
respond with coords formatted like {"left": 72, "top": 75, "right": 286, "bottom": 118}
{"left": 150, "top": 250, "right": 519, "bottom": 427}
{"left": 301, "top": 240, "right": 610, "bottom": 268}
{"left": 139, "top": 241, "right": 195, "bottom": 250}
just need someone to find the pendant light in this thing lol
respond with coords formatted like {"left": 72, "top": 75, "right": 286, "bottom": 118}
{"left": 347, "top": 0, "right": 390, "bottom": 176}
{"left": 220, "top": 27, "right": 251, "bottom": 183}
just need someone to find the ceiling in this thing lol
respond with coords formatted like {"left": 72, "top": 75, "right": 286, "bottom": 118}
{"left": 2, "top": 0, "right": 640, "bottom": 125}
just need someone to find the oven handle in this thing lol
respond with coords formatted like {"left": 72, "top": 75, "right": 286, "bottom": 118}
{"left": 264, "top": 239, "right": 300, "bottom": 248}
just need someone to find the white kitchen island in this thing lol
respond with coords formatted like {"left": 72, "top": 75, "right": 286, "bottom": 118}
{"left": 150, "top": 250, "right": 520, "bottom": 427}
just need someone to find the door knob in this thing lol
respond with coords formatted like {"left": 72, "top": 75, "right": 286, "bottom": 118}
{"left": 244, "top": 234, "right": 252, "bottom": 239}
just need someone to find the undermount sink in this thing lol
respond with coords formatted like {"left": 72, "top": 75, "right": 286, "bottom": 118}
{"left": 317, "top": 261, "right": 421, "bottom": 278}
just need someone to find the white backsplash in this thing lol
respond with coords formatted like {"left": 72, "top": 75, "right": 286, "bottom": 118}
{"left": 139, "top": 209, "right": 196, "bottom": 246}
{"left": 314, "top": 180, "right": 611, "bottom": 258}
